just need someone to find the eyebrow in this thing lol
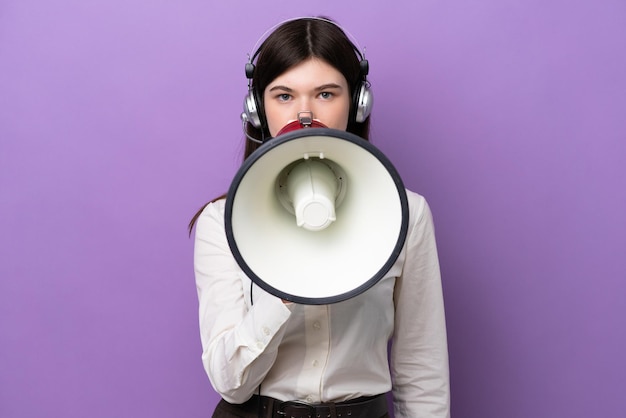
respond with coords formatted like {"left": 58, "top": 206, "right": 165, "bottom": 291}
{"left": 268, "top": 83, "right": 344, "bottom": 93}
{"left": 268, "top": 85, "right": 294, "bottom": 93}
{"left": 314, "top": 83, "right": 343, "bottom": 91}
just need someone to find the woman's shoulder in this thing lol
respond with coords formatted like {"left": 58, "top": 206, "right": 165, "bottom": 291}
{"left": 205, "top": 197, "right": 226, "bottom": 212}
{"left": 406, "top": 188, "right": 427, "bottom": 211}
{"left": 195, "top": 198, "right": 227, "bottom": 230}
{"left": 405, "top": 189, "right": 434, "bottom": 226}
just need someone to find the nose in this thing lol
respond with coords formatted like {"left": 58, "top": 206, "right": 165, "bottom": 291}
{"left": 296, "top": 96, "right": 315, "bottom": 117}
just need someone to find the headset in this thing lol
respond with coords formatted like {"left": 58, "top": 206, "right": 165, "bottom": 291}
{"left": 241, "top": 17, "right": 373, "bottom": 137}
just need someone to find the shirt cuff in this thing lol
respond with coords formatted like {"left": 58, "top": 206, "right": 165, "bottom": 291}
{"left": 239, "top": 290, "right": 292, "bottom": 356}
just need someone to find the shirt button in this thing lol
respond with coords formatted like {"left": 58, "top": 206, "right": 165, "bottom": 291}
{"left": 256, "top": 341, "right": 264, "bottom": 350}
{"left": 306, "top": 395, "right": 314, "bottom": 403}
{"left": 312, "top": 321, "right": 321, "bottom": 330}
{"left": 262, "top": 326, "right": 270, "bottom": 335}
{"left": 312, "top": 360, "right": 319, "bottom": 367}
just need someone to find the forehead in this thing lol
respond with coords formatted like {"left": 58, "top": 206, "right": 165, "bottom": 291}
{"left": 268, "top": 58, "right": 348, "bottom": 87}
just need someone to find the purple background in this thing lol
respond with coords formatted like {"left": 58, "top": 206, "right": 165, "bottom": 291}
{"left": 1, "top": 1, "right": 625, "bottom": 417}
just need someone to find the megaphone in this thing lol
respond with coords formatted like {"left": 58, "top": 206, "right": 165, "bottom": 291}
{"left": 225, "top": 127, "right": 409, "bottom": 305}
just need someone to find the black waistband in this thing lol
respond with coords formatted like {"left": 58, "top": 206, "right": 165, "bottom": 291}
{"left": 252, "top": 394, "right": 388, "bottom": 418}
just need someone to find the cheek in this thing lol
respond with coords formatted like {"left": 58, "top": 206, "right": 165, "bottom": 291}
{"left": 323, "top": 100, "right": 351, "bottom": 130}
{"left": 263, "top": 102, "right": 288, "bottom": 137}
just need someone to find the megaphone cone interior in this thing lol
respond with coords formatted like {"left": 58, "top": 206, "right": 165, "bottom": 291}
{"left": 225, "top": 128, "right": 408, "bottom": 305}
{"left": 278, "top": 158, "right": 342, "bottom": 231}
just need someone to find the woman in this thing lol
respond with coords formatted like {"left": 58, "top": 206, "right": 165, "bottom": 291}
{"left": 192, "top": 17, "right": 450, "bottom": 418}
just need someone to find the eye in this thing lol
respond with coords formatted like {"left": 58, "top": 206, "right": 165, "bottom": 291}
{"left": 277, "top": 93, "right": 292, "bottom": 102}
{"left": 319, "top": 91, "right": 333, "bottom": 99}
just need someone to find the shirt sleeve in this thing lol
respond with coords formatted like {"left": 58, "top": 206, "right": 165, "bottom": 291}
{"left": 194, "top": 200, "right": 293, "bottom": 404}
{"left": 391, "top": 193, "right": 451, "bottom": 417}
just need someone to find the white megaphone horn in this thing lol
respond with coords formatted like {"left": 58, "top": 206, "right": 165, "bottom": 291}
{"left": 225, "top": 125, "right": 409, "bottom": 305}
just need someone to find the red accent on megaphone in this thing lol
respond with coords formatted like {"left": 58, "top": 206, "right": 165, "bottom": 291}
{"left": 276, "top": 120, "right": 328, "bottom": 136}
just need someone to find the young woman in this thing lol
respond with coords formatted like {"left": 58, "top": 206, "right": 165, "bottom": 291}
{"left": 192, "top": 17, "right": 450, "bottom": 418}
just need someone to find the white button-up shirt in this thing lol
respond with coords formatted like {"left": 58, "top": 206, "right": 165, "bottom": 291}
{"left": 194, "top": 190, "right": 450, "bottom": 417}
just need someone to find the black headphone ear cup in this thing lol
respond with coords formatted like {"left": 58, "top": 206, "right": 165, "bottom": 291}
{"left": 243, "top": 88, "right": 263, "bottom": 129}
{"left": 353, "top": 81, "right": 373, "bottom": 123}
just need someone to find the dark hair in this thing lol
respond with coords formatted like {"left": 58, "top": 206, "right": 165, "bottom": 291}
{"left": 189, "top": 17, "right": 371, "bottom": 234}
